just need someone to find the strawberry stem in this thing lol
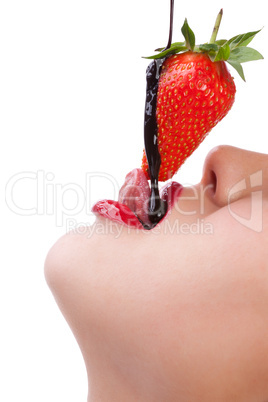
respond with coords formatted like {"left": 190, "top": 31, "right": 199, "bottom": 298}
{"left": 209, "top": 9, "right": 223, "bottom": 44}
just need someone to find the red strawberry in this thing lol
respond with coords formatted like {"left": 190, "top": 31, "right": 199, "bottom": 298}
{"left": 142, "top": 12, "right": 263, "bottom": 182}
{"left": 142, "top": 51, "right": 236, "bottom": 181}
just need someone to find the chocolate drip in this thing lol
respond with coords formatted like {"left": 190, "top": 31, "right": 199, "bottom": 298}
{"left": 144, "top": 59, "right": 167, "bottom": 224}
{"left": 143, "top": 0, "right": 174, "bottom": 225}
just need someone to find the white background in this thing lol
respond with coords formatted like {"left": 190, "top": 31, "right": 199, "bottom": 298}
{"left": 1, "top": 0, "right": 267, "bottom": 400}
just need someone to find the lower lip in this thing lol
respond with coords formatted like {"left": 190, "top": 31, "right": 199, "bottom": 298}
{"left": 92, "top": 181, "right": 183, "bottom": 230}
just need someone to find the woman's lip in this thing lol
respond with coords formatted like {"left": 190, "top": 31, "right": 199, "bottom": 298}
{"left": 91, "top": 199, "right": 144, "bottom": 229}
{"left": 92, "top": 180, "right": 183, "bottom": 229}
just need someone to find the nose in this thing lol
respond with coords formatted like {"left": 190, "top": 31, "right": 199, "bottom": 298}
{"left": 201, "top": 145, "right": 267, "bottom": 207}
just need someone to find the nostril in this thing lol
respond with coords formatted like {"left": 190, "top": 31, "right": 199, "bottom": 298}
{"left": 209, "top": 169, "right": 217, "bottom": 195}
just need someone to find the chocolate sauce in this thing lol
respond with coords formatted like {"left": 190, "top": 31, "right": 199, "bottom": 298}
{"left": 144, "top": 0, "right": 174, "bottom": 225}
{"left": 144, "top": 59, "right": 167, "bottom": 225}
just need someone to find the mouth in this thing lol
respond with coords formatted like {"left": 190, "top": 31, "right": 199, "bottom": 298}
{"left": 92, "top": 168, "right": 183, "bottom": 230}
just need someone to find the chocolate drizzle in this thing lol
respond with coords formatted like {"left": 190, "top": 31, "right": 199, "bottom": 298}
{"left": 144, "top": 59, "right": 167, "bottom": 225}
{"left": 144, "top": 0, "right": 174, "bottom": 226}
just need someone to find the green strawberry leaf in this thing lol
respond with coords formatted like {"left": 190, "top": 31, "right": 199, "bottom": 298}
{"left": 181, "top": 19, "right": 195, "bottom": 51}
{"left": 226, "top": 30, "right": 261, "bottom": 50}
{"left": 227, "top": 59, "right": 246, "bottom": 81}
{"left": 215, "top": 39, "right": 227, "bottom": 46}
{"left": 155, "top": 42, "right": 185, "bottom": 52}
{"left": 199, "top": 43, "right": 219, "bottom": 52}
{"left": 229, "top": 46, "right": 264, "bottom": 63}
{"left": 143, "top": 44, "right": 187, "bottom": 59}
{"left": 214, "top": 43, "right": 230, "bottom": 61}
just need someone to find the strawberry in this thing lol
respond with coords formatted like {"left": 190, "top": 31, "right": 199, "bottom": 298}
{"left": 142, "top": 11, "right": 263, "bottom": 182}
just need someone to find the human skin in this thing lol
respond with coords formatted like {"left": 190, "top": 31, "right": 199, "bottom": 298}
{"left": 45, "top": 145, "right": 268, "bottom": 402}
